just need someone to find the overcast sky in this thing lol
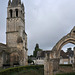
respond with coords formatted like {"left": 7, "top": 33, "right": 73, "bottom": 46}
{"left": 0, "top": 0, "right": 75, "bottom": 55}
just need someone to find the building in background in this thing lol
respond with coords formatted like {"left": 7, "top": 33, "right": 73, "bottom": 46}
{"left": 60, "top": 48, "right": 74, "bottom": 64}
{"left": 30, "top": 45, "right": 74, "bottom": 65}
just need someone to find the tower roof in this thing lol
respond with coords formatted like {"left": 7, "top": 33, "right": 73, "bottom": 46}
{"left": 11, "top": 0, "right": 21, "bottom": 7}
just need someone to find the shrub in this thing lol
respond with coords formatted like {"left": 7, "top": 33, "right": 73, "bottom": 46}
{"left": 59, "top": 64, "right": 72, "bottom": 67}
{"left": 0, "top": 65, "right": 44, "bottom": 75}
{"left": 56, "top": 72, "right": 75, "bottom": 75}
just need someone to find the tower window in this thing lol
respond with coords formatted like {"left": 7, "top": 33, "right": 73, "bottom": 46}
{"left": 15, "top": 9, "right": 18, "bottom": 17}
{"left": 10, "top": 10, "right": 13, "bottom": 18}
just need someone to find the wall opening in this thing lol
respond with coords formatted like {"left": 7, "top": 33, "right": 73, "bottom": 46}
{"left": 60, "top": 43, "right": 74, "bottom": 64}
{"left": 10, "top": 10, "right": 13, "bottom": 18}
{"left": 15, "top": 9, "right": 18, "bottom": 17}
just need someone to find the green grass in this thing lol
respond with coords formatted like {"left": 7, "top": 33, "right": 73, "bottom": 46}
{"left": 10, "top": 68, "right": 44, "bottom": 75}
{"left": 19, "top": 68, "right": 44, "bottom": 75}
{"left": 0, "top": 64, "right": 74, "bottom": 75}
{"left": 57, "top": 64, "right": 74, "bottom": 75}
{"left": 0, "top": 65, "right": 44, "bottom": 75}
{"left": 0, "top": 68, "right": 3, "bottom": 71}
{"left": 56, "top": 72, "right": 75, "bottom": 75}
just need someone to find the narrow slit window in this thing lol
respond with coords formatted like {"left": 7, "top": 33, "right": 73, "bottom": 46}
{"left": 16, "top": 9, "right": 18, "bottom": 17}
{"left": 10, "top": 10, "right": 13, "bottom": 18}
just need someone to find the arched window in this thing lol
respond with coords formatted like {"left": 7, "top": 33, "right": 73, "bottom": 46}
{"left": 10, "top": 9, "right": 13, "bottom": 18}
{"left": 15, "top": 9, "right": 18, "bottom": 17}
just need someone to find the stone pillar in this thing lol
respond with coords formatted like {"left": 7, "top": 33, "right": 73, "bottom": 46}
{"left": 73, "top": 47, "right": 75, "bottom": 71}
{"left": 13, "top": 10, "right": 15, "bottom": 17}
{"left": 53, "top": 58, "right": 59, "bottom": 71}
{"left": 44, "top": 53, "right": 54, "bottom": 75}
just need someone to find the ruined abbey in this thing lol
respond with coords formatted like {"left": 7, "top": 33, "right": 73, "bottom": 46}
{"left": 0, "top": 0, "right": 75, "bottom": 75}
{"left": 0, "top": 0, "right": 28, "bottom": 67}
{"left": 44, "top": 26, "right": 75, "bottom": 75}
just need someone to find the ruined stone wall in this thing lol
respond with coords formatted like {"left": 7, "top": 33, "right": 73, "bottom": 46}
{"left": 0, "top": 54, "right": 3, "bottom": 67}
{"left": 44, "top": 27, "right": 75, "bottom": 75}
{"left": 59, "top": 66, "right": 73, "bottom": 73}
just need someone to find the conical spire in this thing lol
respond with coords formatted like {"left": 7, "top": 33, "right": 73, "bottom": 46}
{"left": 22, "top": 3, "right": 24, "bottom": 10}
{"left": 22, "top": 3, "right": 24, "bottom": 7}
{"left": 8, "top": 0, "right": 11, "bottom": 6}
{"left": 11, "top": 0, "right": 21, "bottom": 7}
{"left": 18, "top": 0, "right": 21, "bottom": 5}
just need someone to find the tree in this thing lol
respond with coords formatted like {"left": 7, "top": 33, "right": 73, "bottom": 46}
{"left": 28, "top": 59, "right": 34, "bottom": 64}
{"left": 33, "top": 44, "right": 42, "bottom": 57}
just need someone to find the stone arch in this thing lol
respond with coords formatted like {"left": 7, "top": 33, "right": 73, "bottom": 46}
{"left": 44, "top": 27, "right": 75, "bottom": 75}
{"left": 52, "top": 27, "right": 75, "bottom": 58}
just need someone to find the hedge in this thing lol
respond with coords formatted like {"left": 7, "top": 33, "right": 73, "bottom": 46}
{"left": 56, "top": 72, "right": 75, "bottom": 75}
{"left": 0, "top": 65, "right": 44, "bottom": 75}
{"left": 59, "top": 64, "right": 72, "bottom": 67}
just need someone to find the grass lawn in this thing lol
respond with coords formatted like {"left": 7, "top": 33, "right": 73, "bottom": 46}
{"left": 56, "top": 72, "right": 75, "bottom": 75}
{"left": 11, "top": 68, "right": 44, "bottom": 75}
{"left": 19, "top": 68, "right": 44, "bottom": 75}
{"left": 0, "top": 65, "right": 44, "bottom": 75}
{"left": 0, "top": 68, "right": 3, "bottom": 71}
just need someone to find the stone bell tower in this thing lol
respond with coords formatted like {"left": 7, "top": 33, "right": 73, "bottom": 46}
{"left": 6, "top": 0, "right": 28, "bottom": 66}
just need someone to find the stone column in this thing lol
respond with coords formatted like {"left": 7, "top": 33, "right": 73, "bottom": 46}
{"left": 44, "top": 53, "right": 54, "bottom": 75}
{"left": 53, "top": 58, "right": 59, "bottom": 71}
{"left": 13, "top": 10, "right": 15, "bottom": 17}
{"left": 73, "top": 47, "right": 75, "bottom": 71}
